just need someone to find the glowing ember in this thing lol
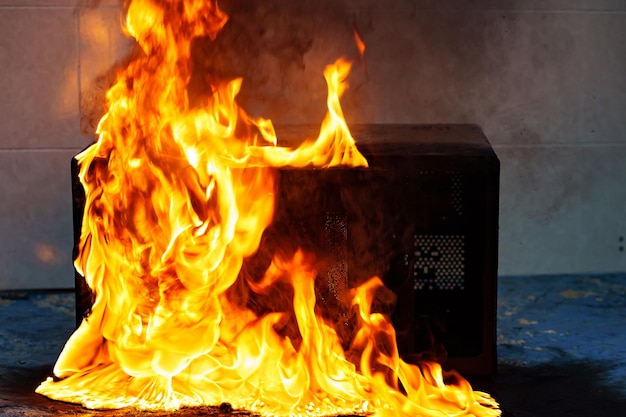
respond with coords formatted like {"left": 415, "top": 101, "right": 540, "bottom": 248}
{"left": 37, "top": 0, "right": 500, "bottom": 416}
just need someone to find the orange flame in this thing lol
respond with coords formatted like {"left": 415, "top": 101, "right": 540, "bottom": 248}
{"left": 36, "top": 0, "right": 500, "bottom": 416}
{"left": 354, "top": 29, "right": 366, "bottom": 60}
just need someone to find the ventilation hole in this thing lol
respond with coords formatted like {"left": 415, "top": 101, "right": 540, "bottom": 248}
{"left": 412, "top": 234, "right": 466, "bottom": 291}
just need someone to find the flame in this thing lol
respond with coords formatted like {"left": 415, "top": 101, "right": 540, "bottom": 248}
{"left": 36, "top": 0, "right": 500, "bottom": 416}
{"left": 354, "top": 29, "right": 366, "bottom": 60}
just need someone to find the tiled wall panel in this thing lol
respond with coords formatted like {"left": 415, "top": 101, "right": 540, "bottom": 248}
{"left": 0, "top": 0, "right": 625, "bottom": 288}
{"left": 0, "top": 7, "right": 81, "bottom": 149}
{"left": 0, "top": 151, "right": 75, "bottom": 290}
{"left": 497, "top": 144, "right": 626, "bottom": 275}
{"left": 580, "top": 12, "right": 626, "bottom": 145}
{"left": 572, "top": 145, "right": 626, "bottom": 273}
{"left": 351, "top": 10, "right": 586, "bottom": 147}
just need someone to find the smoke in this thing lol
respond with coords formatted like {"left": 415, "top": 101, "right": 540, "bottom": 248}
{"left": 190, "top": 0, "right": 364, "bottom": 123}
{"left": 81, "top": 0, "right": 365, "bottom": 133}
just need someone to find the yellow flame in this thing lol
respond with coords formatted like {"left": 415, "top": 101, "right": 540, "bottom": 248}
{"left": 36, "top": 1, "right": 500, "bottom": 416}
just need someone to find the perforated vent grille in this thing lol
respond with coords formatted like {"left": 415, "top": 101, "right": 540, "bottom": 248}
{"left": 408, "top": 234, "right": 465, "bottom": 291}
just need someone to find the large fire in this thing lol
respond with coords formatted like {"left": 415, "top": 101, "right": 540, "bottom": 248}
{"left": 37, "top": 0, "right": 500, "bottom": 416}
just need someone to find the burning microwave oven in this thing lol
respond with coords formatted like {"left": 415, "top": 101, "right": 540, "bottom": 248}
{"left": 72, "top": 123, "right": 499, "bottom": 377}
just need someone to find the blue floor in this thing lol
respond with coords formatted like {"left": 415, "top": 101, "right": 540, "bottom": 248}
{"left": 1, "top": 273, "right": 625, "bottom": 416}
{"left": 0, "top": 292, "right": 74, "bottom": 370}
{"left": 492, "top": 274, "right": 626, "bottom": 417}
{"left": 497, "top": 274, "right": 626, "bottom": 394}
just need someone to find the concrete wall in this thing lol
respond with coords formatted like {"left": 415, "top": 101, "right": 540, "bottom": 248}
{"left": 0, "top": 0, "right": 624, "bottom": 290}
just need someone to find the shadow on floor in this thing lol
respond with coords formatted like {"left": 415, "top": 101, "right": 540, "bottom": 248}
{"left": 488, "top": 356, "right": 626, "bottom": 417}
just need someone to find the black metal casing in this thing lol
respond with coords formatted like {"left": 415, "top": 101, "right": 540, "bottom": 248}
{"left": 72, "top": 124, "right": 499, "bottom": 376}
